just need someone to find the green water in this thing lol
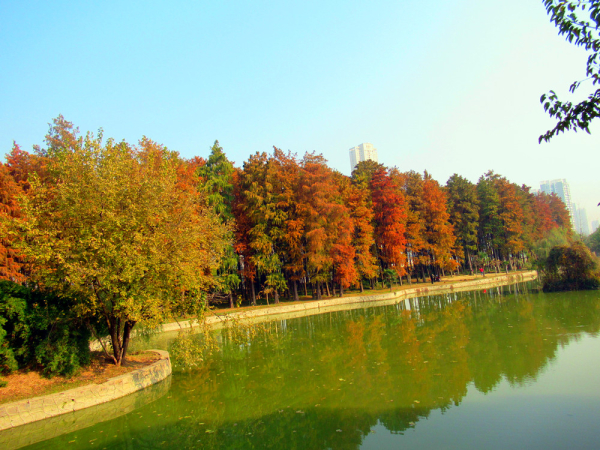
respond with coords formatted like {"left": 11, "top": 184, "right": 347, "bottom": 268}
{"left": 12, "top": 284, "right": 600, "bottom": 449}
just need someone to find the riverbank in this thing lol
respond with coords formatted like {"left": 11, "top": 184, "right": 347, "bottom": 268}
{"left": 0, "top": 350, "right": 171, "bottom": 433}
{"left": 2, "top": 270, "right": 536, "bottom": 436}
{"left": 165, "top": 270, "right": 538, "bottom": 332}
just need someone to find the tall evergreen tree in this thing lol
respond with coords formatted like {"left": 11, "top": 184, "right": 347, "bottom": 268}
{"left": 446, "top": 174, "right": 479, "bottom": 271}
{"left": 198, "top": 141, "right": 240, "bottom": 308}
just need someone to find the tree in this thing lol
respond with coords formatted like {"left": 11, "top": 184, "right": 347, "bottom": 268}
{"left": 394, "top": 170, "right": 427, "bottom": 282}
{"left": 340, "top": 176, "right": 378, "bottom": 292}
{"left": 585, "top": 225, "right": 600, "bottom": 253}
{"left": 477, "top": 172, "right": 503, "bottom": 262}
{"left": 13, "top": 122, "right": 228, "bottom": 366}
{"left": 446, "top": 174, "right": 479, "bottom": 271}
{"left": 238, "top": 152, "right": 287, "bottom": 303}
{"left": 298, "top": 153, "right": 344, "bottom": 298}
{"left": 541, "top": 241, "right": 600, "bottom": 291}
{"left": 197, "top": 141, "right": 240, "bottom": 308}
{"left": 0, "top": 163, "right": 26, "bottom": 282}
{"left": 540, "top": 0, "right": 600, "bottom": 142}
{"left": 422, "top": 173, "right": 457, "bottom": 275}
{"left": 370, "top": 167, "right": 407, "bottom": 281}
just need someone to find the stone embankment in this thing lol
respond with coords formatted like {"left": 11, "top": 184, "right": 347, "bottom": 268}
{"left": 165, "top": 270, "right": 538, "bottom": 332}
{"left": 0, "top": 350, "right": 171, "bottom": 436}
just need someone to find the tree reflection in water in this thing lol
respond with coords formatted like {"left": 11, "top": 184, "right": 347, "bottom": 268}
{"left": 20, "top": 285, "right": 600, "bottom": 450}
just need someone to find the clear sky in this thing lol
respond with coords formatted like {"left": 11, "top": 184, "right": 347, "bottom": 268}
{"left": 1, "top": 1, "right": 598, "bottom": 226}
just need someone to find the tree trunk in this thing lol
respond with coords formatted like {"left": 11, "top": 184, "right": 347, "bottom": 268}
{"left": 251, "top": 280, "right": 256, "bottom": 306}
{"left": 107, "top": 317, "right": 137, "bottom": 366}
{"left": 292, "top": 280, "right": 299, "bottom": 302}
{"left": 274, "top": 290, "right": 279, "bottom": 304}
{"left": 120, "top": 321, "right": 135, "bottom": 363}
{"left": 325, "top": 282, "right": 331, "bottom": 297}
{"left": 229, "top": 292, "right": 234, "bottom": 309}
{"left": 360, "top": 280, "right": 364, "bottom": 293}
{"left": 316, "top": 282, "right": 322, "bottom": 300}
{"left": 339, "top": 283, "right": 344, "bottom": 297}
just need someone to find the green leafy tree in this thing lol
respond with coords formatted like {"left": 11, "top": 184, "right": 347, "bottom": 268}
{"left": 446, "top": 174, "right": 479, "bottom": 271}
{"left": 477, "top": 172, "right": 503, "bottom": 262}
{"left": 541, "top": 241, "right": 600, "bottom": 291}
{"left": 540, "top": 0, "right": 600, "bottom": 142}
{"left": 13, "top": 121, "right": 227, "bottom": 366}
{"left": 584, "top": 226, "right": 600, "bottom": 253}
{"left": 198, "top": 141, "right": 240, "bottom": 308}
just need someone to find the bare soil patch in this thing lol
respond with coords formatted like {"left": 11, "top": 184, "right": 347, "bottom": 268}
{"left": 0, "top": 351, "right": 161, "bottom": 406}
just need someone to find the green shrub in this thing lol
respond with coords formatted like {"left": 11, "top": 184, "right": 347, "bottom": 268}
{"left": 541, "top": 242, "right": 600, "bottom": 292}
{"left": 0, "top": 280, "right": 90, "bottom": 377}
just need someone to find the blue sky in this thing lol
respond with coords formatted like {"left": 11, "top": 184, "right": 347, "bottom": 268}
{"left": 1, "top": 0, "right": 599, "bottom": 226}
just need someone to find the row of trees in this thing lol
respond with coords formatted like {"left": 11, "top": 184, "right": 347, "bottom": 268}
{"left": 0, "top": 117, "right": 572, "bottom": 366}
{"left": 197, "top": 145, "right": 571, "bottom": 306}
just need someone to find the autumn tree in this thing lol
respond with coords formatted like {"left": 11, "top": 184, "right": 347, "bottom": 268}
{"left": 0, "top": 162, "right": 26, "bottom": 282}
{"left": 393, "top": 170, "right": 427, "bottom": 282}
{"left": 351, "top": 160, "right": 385, "bottom": 191}
{"left": 298, "top": 153, "right": 348, "bottom": 298}
{"left": 421, "top": 172, "right": 457, "bottom": 275}
{"left": 547, "top": 193, "right": 572, "bottom": 229}
{"left": 237, "top": 152, "right": 287, "bottom": 303}
{"left": 370, "top": 167, "right": 407, "bottom": 283}
{"left": 330, "top": 172, "right": 359, "bottom": 296}
{"left": 232, "top": 168, "right": 259, "bottom": 305}
{"left": 532, "top": 192, "right": 558, "bottom": 241}
{"left": 270, "top": 148, "right": 305, "bottom": 301}
{"left": 13, "top": 122, "right": 228, "bottom": 365}
{"left": 494, "top": 176, "right": 525, "bottom": 264}
{"left": 341, "top": 176, "right": 378, "bottom": 292}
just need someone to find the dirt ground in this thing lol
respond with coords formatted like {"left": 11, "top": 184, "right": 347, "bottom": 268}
{"left": 0, "top": 351, "right": 160, "bottom": 406}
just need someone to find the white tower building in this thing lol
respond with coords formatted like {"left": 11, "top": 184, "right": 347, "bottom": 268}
{"left": 349, "top": 143, "right": 378, "bottom": 171}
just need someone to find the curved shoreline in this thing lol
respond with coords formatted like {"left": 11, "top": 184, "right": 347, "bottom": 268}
{"left": 0, "top": 350, "right": 171, "bottom": 433}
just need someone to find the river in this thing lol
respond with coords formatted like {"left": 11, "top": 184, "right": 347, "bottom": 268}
{"left": 10, "top": 282, "right": 600, "bottom": 449}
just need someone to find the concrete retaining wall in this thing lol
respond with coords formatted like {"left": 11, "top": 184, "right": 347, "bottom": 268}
{"left": 166, "top": 271, "right": 538, "bottom": 331}
{"left": 0, "top": 349, "right": 171, "bottom": 433}
{"left": 0, "top": 377, "right": 171, "bottom": 450}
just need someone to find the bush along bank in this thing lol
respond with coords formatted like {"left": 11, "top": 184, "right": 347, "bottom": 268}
{"left": 0, "top": 280, "right": 91, "bottom": 379}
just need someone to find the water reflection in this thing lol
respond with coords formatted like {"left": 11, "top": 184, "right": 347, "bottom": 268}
{"left": 17, "top": 284, "right": 600, "bottom": 449}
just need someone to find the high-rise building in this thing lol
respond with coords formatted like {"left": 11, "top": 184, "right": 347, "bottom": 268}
{"left": 349, "top": 143, "right": 378, "bottom": 171}
{"left": 540, "top": 179, "right": 574, "bottom": 227}
{"left": 573, "top": 204, "right": 590, "bottom": 236}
